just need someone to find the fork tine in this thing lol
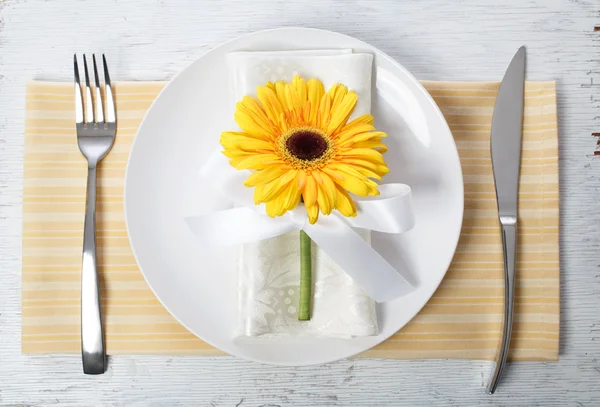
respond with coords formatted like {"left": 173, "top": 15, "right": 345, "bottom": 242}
{"left": 102, "top": 54, "right": 116, "bottom": 124}
{"left": 83, "top": 55, "right": 95, "bottom": 124}
{"left": 74, "top": 55, "right": 84, "bottom": 124}
{"left": 92, "top": 55, "right": 104, "bottom": 123}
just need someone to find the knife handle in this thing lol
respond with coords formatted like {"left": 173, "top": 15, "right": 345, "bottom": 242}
{"left": 487, "top": 216, "right": 517, "bottom": 394}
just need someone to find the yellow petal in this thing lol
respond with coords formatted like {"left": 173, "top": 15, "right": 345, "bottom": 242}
{"left": 327, "top": 84, "right": 348, "bottom": 109}
{"left": 318, "top": 171, "right": 338, "bottom": 207}
{"left": 340, "top": 131, "right": 387, "bottom": 146}
{"left": 306, "top": 202, "right": 319, "bottom": 224}
{"left": 329, "top": 161, "right": 369, "bottom": 179}
{"left": 321, "top": 166, "right": 345, "bottom": 181}
{"left": 222, "top": 148, "right": 254, "bottom": 159}
{"left": 302, "top": 100, "right": 311, "bottom": 122}
{"left": 326, "top": 162, "right": 377, "bottom": 196}
{"left": 244, "top": 166, "right": 285, "bottom": 187}
{"left": 270, "top": 189, "right": 292, "bottom": 216}
{"left": 316, "top": 182, "right": 332, "bottom": 215}
{"left": 335, "top": 157, "right": 388, "bottom": 174}
{"left": 253, "top": 183, "right": 268, "bottom": 204}
{"left": 230, "top": 153, "right": 282, "bottom": 170}
{"left": 234, "top": 110, "right": 274, "bottom": 140}
{"left": 307, "top": 78, "right": 325, "bottom": 123}
{"left": 330, "top": 169, "right": 371, "bottom": 196}
{"left": 282, "top": 182, "right": 302, "bottom": 211}
{"left": 312, "top": 170, "right": 323, "bottom": 184}
{"left": 302, "top": 175, "right": 318, "bottom": 206}
{"left": 327, "top": 91, "right": 358, "bottom": 135}
{"left": 237, "top": 96, "right": 273, "bottom": 135}
{"left": 265, "top": 199, "right": 282, "bottom": 218}
{"left": 317, "top": 93, "right": 332, "bottom": 129}
{"left": 367, "top": 185, "right": 380, "bottom": 196}
{"left": 278, "top": 112, "right": 289, "bottom": 133}
{"left": 335, "top": 122, "right": 376, "bottom": 142}
{"left": 297, "top": 170, "right": 307, "bottom": 189}
{"left": 279, "top": 169, "right": 298, "bottom": 185}
{"left": 346, "top": 113, "right": 374, "bottom": 126}
{"left": 352, "top": 140, "right": 388, "bottom": 153}
{"left": 338, "top": 163, "right": 382, "bottom": 181}
{"left": 338, "top": 148, "right": 386, "bottom": 165}
{"left": 335, "top": 185, "right": 357, "bottom": 217}
{"left": 275, "top": 81, "right": 289, "bottom": 111}
{"left": 221, "top": 130, "right": 265, "bottom": 143}
{"left": 377, "top": 165, "right": 390, "bottom": 175}
{"left": 284, "top": 83, "right": 302, "bottom": 112}
{"left": 256, "top": 86, "right": 284, "bottom": 125}
{"left": 220, "top": 132, "right": 274, "bottom": 151}
{"left": 292, "top": 76, "right": 308, "bottom": 104}
{"left": 255, "top": 177, "right": 293, "bottom": 204}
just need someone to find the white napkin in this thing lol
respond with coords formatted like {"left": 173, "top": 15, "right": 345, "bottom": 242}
{"left": 230, "top": 50, "right": 378, "bottom": 337}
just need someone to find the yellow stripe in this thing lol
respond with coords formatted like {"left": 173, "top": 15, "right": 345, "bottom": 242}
{"left": 21, "top": 80, "right": 559, "bottom": 361}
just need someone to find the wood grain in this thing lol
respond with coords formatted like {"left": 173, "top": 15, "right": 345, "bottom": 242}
{"left": 1, "top": 0, "right": 599, "bottom": 405}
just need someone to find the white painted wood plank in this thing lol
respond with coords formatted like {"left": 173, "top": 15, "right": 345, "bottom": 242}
{"left": 1, "top": 0, "right": 600, "bottom": 405}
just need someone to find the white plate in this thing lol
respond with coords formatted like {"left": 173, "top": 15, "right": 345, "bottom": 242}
{"left": 124, "top": 27, "right": 464, "bottom": 366}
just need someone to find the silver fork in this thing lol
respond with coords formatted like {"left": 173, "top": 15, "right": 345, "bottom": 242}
{"left": 74, "top": 54, "right": 116, "bottom": 375}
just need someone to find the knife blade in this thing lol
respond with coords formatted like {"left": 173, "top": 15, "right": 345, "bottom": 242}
{"left": 487, "top": 46, "right": 526, "bottom": 394}
{"left": 491, "top": 46, "right": 526, "bottom": 219}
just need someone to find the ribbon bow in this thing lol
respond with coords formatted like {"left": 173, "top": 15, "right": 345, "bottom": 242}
{"left": 185, "top": 151, "right": 416, "bottom": 302}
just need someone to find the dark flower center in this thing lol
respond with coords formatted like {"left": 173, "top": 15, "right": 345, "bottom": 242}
{"left": 285, "top": 130, "right": 328, "bottom": 161}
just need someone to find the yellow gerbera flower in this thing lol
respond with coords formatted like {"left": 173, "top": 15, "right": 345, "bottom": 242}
{"left": 220, "top": 75, "right": 390, "bottom": 224}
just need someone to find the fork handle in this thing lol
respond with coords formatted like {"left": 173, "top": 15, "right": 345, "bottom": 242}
{"left": 487, "top": 217, "right": 517, "bottom": 393}
{"left": 81, "top": 164, "right": 106, "bottom": 374}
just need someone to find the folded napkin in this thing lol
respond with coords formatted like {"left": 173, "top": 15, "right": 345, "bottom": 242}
{"left": 22, "top": 79, "right": 559, "bottom": 361}
{"left": 229, "top": 50, "right": 378, "bottom": 337}
{"left": 238, "top": 229, "right": 377, "bottom": 337}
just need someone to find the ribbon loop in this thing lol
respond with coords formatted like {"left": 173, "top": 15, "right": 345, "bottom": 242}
{"left": 186, "top": 150, "right": 417, "bottom": 302}
{"left": 303, "top": 215, "right": 414, "bottom": 302}
{"left": 349, "top": 184, "right": 415, "bottom": 233}
{"left": 186, "top": 207, "right": 297, "bottom": 246}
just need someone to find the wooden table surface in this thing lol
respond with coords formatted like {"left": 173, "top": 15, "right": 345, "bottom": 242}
{"left": 1, "top": 0, "right": 599, "bottom": 405}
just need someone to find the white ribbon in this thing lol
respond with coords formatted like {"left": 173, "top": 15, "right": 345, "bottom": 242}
{"left": 185, "top": 151, "right": 416, "bottom": 302}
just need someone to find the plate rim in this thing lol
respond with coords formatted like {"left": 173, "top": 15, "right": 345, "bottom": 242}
{"left": 124, "top": 26, "right": 464, "bottom": 366}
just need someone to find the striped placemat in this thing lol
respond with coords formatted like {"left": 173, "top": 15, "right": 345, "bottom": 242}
{"left": 22, "top": 80, "right": 559, "bottom": 360}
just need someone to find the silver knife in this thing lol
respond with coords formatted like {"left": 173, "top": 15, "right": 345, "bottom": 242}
{"left": 487, "top": 46, "right": 526, "bottom": 394}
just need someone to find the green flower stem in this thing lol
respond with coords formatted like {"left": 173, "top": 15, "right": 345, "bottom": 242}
{"left": 298, "top": 230, "right": 312, "bottom": 321}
